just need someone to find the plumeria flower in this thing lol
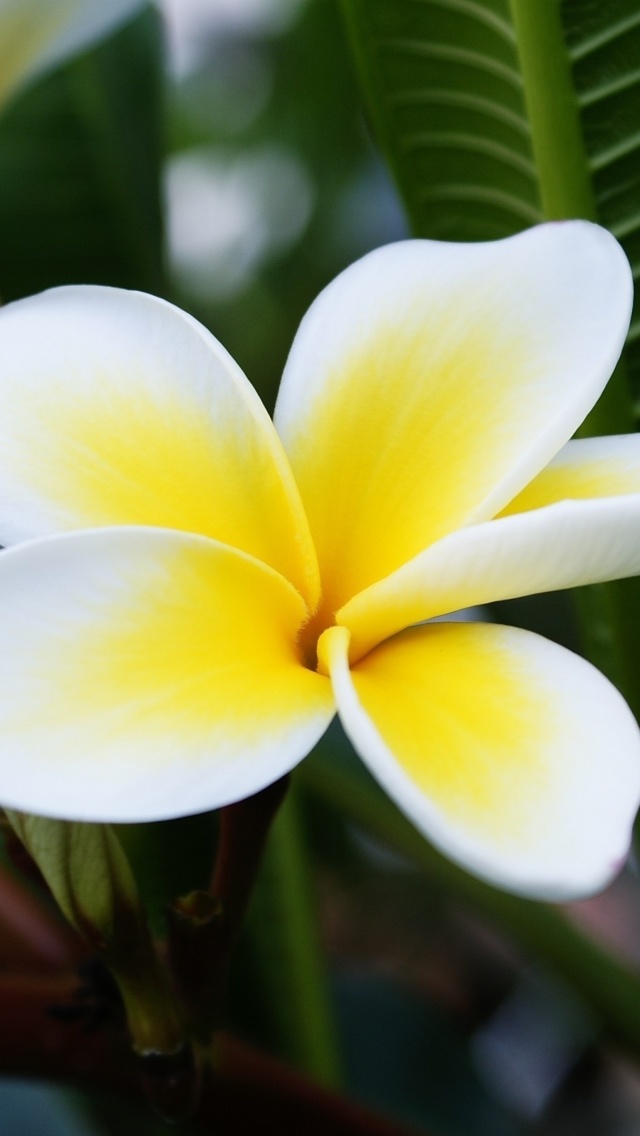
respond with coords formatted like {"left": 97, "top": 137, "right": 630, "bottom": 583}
{"left": 0, "top": 0, "right": 147, "bottom": 109}
{"left": 0, "top": 221, "right": 639, "bottom": 900}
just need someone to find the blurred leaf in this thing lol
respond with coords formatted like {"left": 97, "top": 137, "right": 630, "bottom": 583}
{"left": 239, "top": 787, "right": 342, "bottom": 1088}
{"left": 0, "top": 6, "right": 164, "bottom": 302}
{"left": 298, "top": 735, "right": 640, "bottom": 1061}
{"left": 167, "top": 0, "right": 406, "bottom": 411}
{"left": 0, "top": 0, "right": 148, "bottom": 111}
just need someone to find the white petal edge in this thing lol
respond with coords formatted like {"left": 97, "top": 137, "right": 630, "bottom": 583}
{"left": 319, "top": 624, "right": 640, "bottom": 901}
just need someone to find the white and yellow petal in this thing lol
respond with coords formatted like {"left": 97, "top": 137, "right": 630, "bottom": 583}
{"left": 0, "top": 0, "right": 146, "bottom": 108}
{"left": 339, "top": 435, "right": 640, "bottom": 658}
{"left": 0, "top": 285, "right": 319, "bottom": 606}
{"left": 500, "top": 434, "right": 640, "bottom": 514}
{"left": 274, "top": 222, "right": 631, "bottom": 615}
{"left": 319, "top": 622, "right": 640, "bottom": 900}
{"left": 0, "top": 528, "right": 334, "bottom": 822}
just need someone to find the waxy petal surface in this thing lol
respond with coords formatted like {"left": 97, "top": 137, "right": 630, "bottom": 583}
{"left": 0, "top": 528, "right": 334, "bottom": 822}
{"left": 275, "top": 222, "right": 631, "bottom": 615}
{"left": 0, "top": 286, "right": 319, "bottom": 605}
{"left": 0, "top": 0, "right": 146, "bottom": 107}
{"left": 340, "top": 434, "right": 640, "bottom": 657}
{"left": 340, "top": 500, "right": 640, "bottom": 662}
{"left": 500, "top": 434, "right": 640, "bottom": 514}
{"left": 319, "top": 623, "right": 640, "bottom": 899}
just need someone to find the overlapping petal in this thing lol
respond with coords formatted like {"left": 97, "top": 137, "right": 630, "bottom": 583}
{"left": 275, "top": 222, "right": 632, "bottom": 615}
{"left": 339, "top": 502, "right": 640, "bottom": 662}
{"left": 319, "top": 622, "right": 640, "bottom": 899}
{"left": 0, "top": 0, "right": 146, "bottom": 107}
{"left": 339, "top": 435, "right": 640, "bottom": 659}
{"left": 0, "top": 286, "right": 319, "bottom": 605}
{"left": 500, "top": 434, "right": 640, "bottom": 514}
{"left": 0, "top": 528, "right": 334, "bottom": 822}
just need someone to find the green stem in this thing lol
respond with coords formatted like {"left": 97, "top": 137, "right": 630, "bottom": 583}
{"left": 251, "top": 784, "right": 342, "bottom": 1088}
{"left": 508, "top": 0, "right": 595, "bottom": 222}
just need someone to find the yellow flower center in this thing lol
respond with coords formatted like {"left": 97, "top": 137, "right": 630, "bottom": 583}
{"left": 297, "top": 598, "right": 336, "bottom": 672}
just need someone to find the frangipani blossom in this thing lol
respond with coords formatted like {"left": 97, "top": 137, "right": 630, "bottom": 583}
{"left": 0, "top": 221, "right": 638, "bottom": 900}
{"left": 0, "top": 0, "right": 147, "bottom": 109}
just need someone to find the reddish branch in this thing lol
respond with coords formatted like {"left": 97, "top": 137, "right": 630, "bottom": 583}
{"left": 0, "top": 972, "right": 421, "bottom": 1136}
{"left": 0, "top": 864, "right": 84, "bottom": 971}
{"left": 0, "top": 840, "right": 425, "bottom": 1134}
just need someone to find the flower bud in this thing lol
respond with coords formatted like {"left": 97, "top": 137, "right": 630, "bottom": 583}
{"left": 5, "top": 811, "right": 184, "bottom": 1057}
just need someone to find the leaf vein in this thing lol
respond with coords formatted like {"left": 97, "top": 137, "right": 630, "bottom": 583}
{"left": 590, "top": 130, "right": 640, "bottom": 172}
{"left": 390, "top": 87, "right": 530, "bottom": 136}
{"left": 416, "top": 183, "right": 541, "bottom": 223}
{"left": 578, "top": 67, "right": 640, "bottom": 108}
{"left": 375, "top": 39, "right": 523, "bottom": 90}
{"left": 610, "top": 213, "right": 640, "bottom": 241}
{"left": 399, "top": 0, "right": 515, "bottom": 44}
{"left": 569, "top": 12, "right": 640, "bottom": 62}
{"left": 403, "top": 131, "right": 537, "bottom": 178}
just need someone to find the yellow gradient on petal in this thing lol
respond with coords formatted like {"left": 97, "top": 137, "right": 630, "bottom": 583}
{"left": 500, "top": 451, "right": 640, "bottom": 516}
{"left": 9, "top": 379, "right": 316, "bottom": 602}
{"left": 350, "top": 623, "right": 555, "bottom": 846}
{"left": 39, "top": 538, "right": 330, "bottom": 758}
{"left": 288, "top": 312, "right": 530, "bottom": 615}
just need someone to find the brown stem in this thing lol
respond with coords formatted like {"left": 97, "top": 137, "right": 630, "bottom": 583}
{"left": 167, "top": 776, "right": 290, "bottom": 1038}
{"left": 0, "top": 972, "right": 423, "bottom": 1136}
{"left": 0, "top": 971, "right": 132, "bottom": 1085}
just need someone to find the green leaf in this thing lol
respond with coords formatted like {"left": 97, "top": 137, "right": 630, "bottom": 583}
{"left": 340, "top": 0, "right": 542, "bottom": 240}
{"left": 0, "top": 7, "right": 164, "bottom": 303}
{"left": 241, "top": 786, "right": 342, "bottom": 1088}
{"left": 560, "top": 0, "right": 640, "bottom": 392}
{"left": 339, "top": 0, "right": 640, "bottom": 404}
